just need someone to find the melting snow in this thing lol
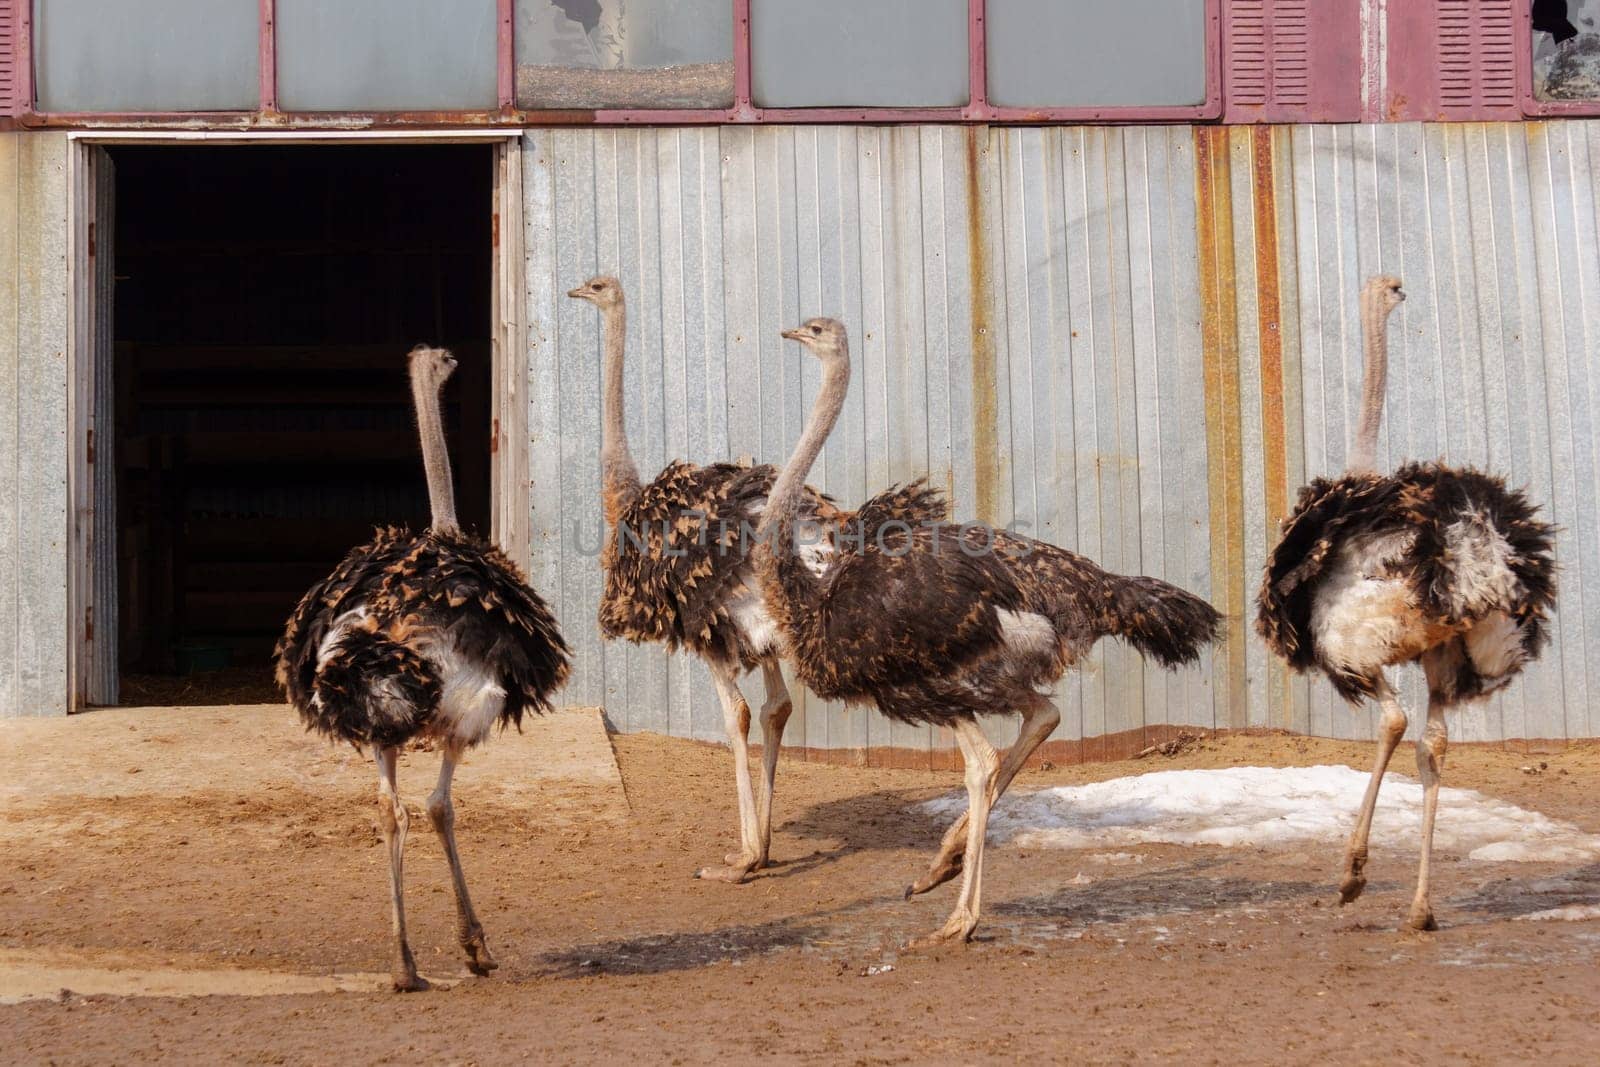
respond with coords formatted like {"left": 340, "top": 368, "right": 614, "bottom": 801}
{"left": 923, "top": 765, "right": 1600, "bottom": 864}
{"left": 1514, "top": 905, "right": 1600, "bottom": 923}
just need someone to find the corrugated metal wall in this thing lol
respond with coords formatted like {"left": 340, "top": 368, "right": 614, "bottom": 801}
{"left": 522, "top": 121, "right": 1600, "bottom": 758}
{"left": 2, "top": 121, "right": 1597, "bottom": 749}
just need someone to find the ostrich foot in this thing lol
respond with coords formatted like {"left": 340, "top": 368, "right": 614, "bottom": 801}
{"left": 392, "top": 968, "right": 430, "bottom": 993}
{"left": 460, "top": 927, "right": 498, "bottom": 976}
{"left": 906, "top": 909, "right": 979, "bottom": 952}
{"left": 725, "top": 851, "right": 773, "bottom": 870}
{"left": 1406, "top": 903, "right": 1438, "bottom": 932}
{"left": 694, "top": 855, "right": 757, "bottom": 884}
{"left": 904, "top": 852, "right": 964, "bottom": 900}
{"left": 1337, "top": 854, "right": 1367, "bottom": 904}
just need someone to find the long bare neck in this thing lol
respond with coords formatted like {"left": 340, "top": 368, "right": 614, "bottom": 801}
{"left": 760, "top": 355, "right": 850, "bottom": 551}
{"left": 601, "top": 299, "right": 642, "bottom": 513}
{"left": 411, "top": 370, "right": 458, "bottom": 532}
{"left": 1348, "top": 289, "right": 1390, "bottom": 473}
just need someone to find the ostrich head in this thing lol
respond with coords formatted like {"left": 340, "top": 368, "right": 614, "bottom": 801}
{"left": 780, "top": 318, "right": 849, "bottom": 365}
{"left": 1364, "top": 274, "right": 1406, "bottom": 316}
{"left": 407, "top": 345, "right": 458, "bottom": 393}
{"left": 567, "top": 275, "right": 624, "bottom": 309}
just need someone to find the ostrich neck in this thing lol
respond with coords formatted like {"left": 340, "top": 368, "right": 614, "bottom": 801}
{"left": 601, "top": 300, "right": 642, "bottom": 514}
{"left": 758, "top": 354, "right": 850, "bottom": 592}
{"left": 412, "top": 369, "right": 458, "bottom": 532}
{"left": 1348, "top": 290, "right": 1391, "bottom": 474}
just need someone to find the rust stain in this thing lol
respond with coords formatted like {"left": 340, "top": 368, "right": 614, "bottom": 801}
{"left": 1193, "top": 127, "right": 1248, "bottom": 730}
{"left": 1251, "top": 127, "right": 1288, "bottom": 538}
{"left": 965, "top": 126, "right": 1001, "bottom": 527}
{"left": 1250, "top": 127, "right": 1295, "bottom": 730}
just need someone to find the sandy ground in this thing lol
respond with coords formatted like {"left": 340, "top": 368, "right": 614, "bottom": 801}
{"left": 2, "top": 706, "right": 1600, "bottom": 1065}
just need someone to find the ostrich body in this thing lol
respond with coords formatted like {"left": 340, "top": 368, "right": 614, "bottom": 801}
{"left": 1256, "top": 276, "right": 1556, "bottom": 930}
{"left": 757, "top": 318, "right": 1222, "bottom": 945}
{"left": 275, "top": 347, "right": 570, "bottom": 990}
{"left": 567, "top": 277, "right": 942, "bottom": 881}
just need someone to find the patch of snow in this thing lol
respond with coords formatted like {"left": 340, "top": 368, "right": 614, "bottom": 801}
{"left": 1513, "top": 905, "right": 1600, "bottom": 923}
{"left": 922, "top": 765, "right": 1600, "bottom": 863}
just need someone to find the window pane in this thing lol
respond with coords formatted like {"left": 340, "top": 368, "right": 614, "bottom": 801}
{"left": 986, "top": 0, "right": 1208, "bottom": 109}
{"left": 34, "top": 0, "right": 258, "bottom": 112}
{"left": 516, "top": 1, "right": 733, "bottom": 110}
{"left": 750, "top": 0, "right": 968, "bottom": 109}
{"left": 277, "top": 0, "right": 497, "bottom": 112}
{"left": 1534, "top": 0, "right": 1600, "bottom": 101}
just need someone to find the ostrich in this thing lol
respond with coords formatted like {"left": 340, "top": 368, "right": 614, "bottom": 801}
{"left": 275, "top": 346, "right": 570, "bottom": 990}
{"left": 757, "top": 318, "right": 1222, "bottom": 945}
{"left": 566, "top": 276, "right": 925, "bottom": 882}
{"left": 1257, "top": 275, "right": 1557, "bottom": 930}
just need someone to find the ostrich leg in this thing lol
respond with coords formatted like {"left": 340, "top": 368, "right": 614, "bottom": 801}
{"left": 1408, "top": 695, "right": 1448, "bottom": 931}
{"left": 695, "top": 661, "right": 762, "bottom": 883}
{"left": 753, "top": 658, "right": 794, "bottom": 868}
{"left": 907, "top": 699, "right": 1060, "bottom": 899}
{"left": 376, "top": 745, "right": 427, "bottom": 992}
{"left": 426, "top": 751, "right": 498, "bottom": 975}
{"left": 1339, "top": 672, "right": 1408, "bottom": 905}
{"left": 911, "top": 719, "right": 999, "bottom": 949}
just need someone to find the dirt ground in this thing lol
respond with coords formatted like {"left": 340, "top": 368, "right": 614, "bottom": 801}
{"left": 3, "top": 706, "right": 1600, "bottom": 1065}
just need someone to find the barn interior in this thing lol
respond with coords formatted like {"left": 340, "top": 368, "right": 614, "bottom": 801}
{"left": 110, "top": 144, "right": 494, "bottom": 705}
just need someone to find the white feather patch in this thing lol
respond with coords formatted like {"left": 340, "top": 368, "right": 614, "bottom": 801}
{"left": 1441, "top": 514, "right": 1522, "bottom": 618}
{"left": 1464, "top": 610, "right": 1524, "bottom": 679}
{"left": 997, "top": 609, "right": 1057, "bottom": 658}
{"left": 1310, "top": 531, "right": 1433, "bottom": 675}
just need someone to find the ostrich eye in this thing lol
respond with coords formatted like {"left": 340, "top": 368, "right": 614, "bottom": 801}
{"left": 592, "top": 283, "right": 603, "bottom": 291}
{"left": 810, "top": 325, "right": 821, "bottom": 336}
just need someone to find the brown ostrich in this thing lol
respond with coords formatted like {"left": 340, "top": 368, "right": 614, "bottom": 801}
{"left": 1257, "top": 275, "right": 1557, "bottom": 930}
{"left": 567, "top": 276, "right": 868, "bottom": 881}
{"left": 275, "top": 346, "right": 570, "bottom": 990}
{"left": 756, "top": 317, "right": 1222, "bottom": 946}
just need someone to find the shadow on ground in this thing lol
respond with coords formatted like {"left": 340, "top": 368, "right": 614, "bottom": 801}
{"left": 991, "top": 859, "right": 1322, "bottom": 926}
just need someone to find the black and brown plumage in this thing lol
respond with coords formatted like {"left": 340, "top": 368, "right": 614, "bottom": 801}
{"left": 275, "top": 346, "right": 570, "bottom": 990}
{"left": 756, "top": 318, "right": 1222, "bottom": 946}
{"left": 569, "top": 277, "right": 936, "bottom": 882}
{"left": 1256, "top": 275, "right": 1557, "bottom": 930}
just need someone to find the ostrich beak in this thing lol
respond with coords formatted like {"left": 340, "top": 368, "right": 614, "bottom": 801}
{"left": 566, "top": 286, "right": 586, "bottom": 299}
{"left": 781, "top": 327, "right": 805, "bottom": 341}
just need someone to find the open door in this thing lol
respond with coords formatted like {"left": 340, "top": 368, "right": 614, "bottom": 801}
{"left": 69, "top": 141, "right": 118, "bottom": 708}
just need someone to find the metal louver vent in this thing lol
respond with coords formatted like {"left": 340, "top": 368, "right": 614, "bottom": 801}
{"left": 1437, "top": 0, "right": 1518, "bottom": 118}
{"left": 1224, "top": 0, "right": 1328, "bottom": 122}
{"left": 0, "top": 0, "right": 22, "bottom": 116}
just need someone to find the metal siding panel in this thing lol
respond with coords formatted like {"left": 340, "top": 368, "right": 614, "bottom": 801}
{"left": 1526, "top": 123, "right": 1589, "bottom": 745}
{"left": 1164, "top": 125, "right": 1217, "bottom": 732}
{"left": 15, "top": 131, "right": 68, "bottom": 716}
{"left": 1229, "top": 128, "right": 1268, "bottom": 729}
{"left": 553, "top": 129, "right": 606, "bottom": 715}
{"left": 523, "top": 130, "right": 566, "bottom": 653}
{"left": 1125, "top": 126, "right": 1170, "bottom": 734}
{"left": 0, "top": 133, "right": 18, "bottom": 716}
{"left": 1038, "top": 129, "right": 1085, "bottom": 744}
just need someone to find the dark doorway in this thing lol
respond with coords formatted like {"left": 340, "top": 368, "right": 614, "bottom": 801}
{"left": 110, "top": 144, "right": 494, "bottom": 705}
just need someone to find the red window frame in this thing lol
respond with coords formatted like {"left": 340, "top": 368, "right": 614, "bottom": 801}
{"left": 16, "top": 0, "right": 1223, "bottom": 128}
{"left": 1517, "top": 0, "right": 1600, "bottom": 117}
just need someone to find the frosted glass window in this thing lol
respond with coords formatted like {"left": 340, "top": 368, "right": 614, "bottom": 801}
{"left": 1533, "top": 0, "right": 1600, "bottom": 101}
{"left": 515, "top": 1, "right": 733, "bottom": 109}
{"left": 986, "top": 0, "right": 1208, "bottom": 108}
{"left": 276, "top": 0, "right": 497, "bottom": 112}
{"left": 33, "top": 0, "right": 258, "bottom": 112}
{"left": 750, "top": 0, "right": 968, "bottom": 109}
